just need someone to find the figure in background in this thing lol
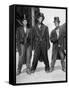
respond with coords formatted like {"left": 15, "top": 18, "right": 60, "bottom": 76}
{"left": 31, "top": 13, "right": 50, "bottom": 73}
{"left": 50, "top": 17, "right": 66, "bottom": 72}
{"left": 16, "top": 15, "right": 32, "bottom": 75}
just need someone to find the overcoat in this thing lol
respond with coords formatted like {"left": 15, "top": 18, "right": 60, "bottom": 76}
{"left": 60, "top": 23, "right": 66, "bottom": 50}
{"left": 50, "top": 23, "right": 66, "bottom": 59}
{"left": 16, "top": 26, "right": 32, "bottom": 64}
{"left": 32, "top": 24, "right": 50, "bottom": 61}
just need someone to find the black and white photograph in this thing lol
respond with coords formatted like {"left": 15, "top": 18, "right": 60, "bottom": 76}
{"left": 1, "top": 0, "right": 69, "bottom": 89}
{"left": 9, "top": 4, "right": 67, "bottom": 85}
{"left": 15, "top": 5, "right": 67, "bottom": 84}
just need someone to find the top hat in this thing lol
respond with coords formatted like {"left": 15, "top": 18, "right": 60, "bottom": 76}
{"left": 54, "top": 17, "right": 60, "bottom": 23}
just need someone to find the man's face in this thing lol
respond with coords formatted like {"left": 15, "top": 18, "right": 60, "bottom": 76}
{"left": 54, "top": 21, "right": 59, "bottom": 27}
{"left": 38, "top": 16, "right": 43, "bottom": 23}
{"left": 22, "top": 19, "right": 27, "bottom": 26}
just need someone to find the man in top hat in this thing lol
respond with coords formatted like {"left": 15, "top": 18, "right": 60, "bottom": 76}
{"left": 16, "top": 15, "right": 32, "bottom": 75}
{"left": 31, "top": 13, "right": 50, "bottom": 73}
{"left": 50, "top": 17, "right": 66, "bottom": 72}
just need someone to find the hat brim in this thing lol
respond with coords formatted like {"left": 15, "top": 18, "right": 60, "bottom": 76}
{"left": 53, "top": 20, "right": 60, "bottom": 23}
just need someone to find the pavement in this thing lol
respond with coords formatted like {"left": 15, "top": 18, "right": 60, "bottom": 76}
{"left": 16, "top": 49, "right": 66, "bottom": 84}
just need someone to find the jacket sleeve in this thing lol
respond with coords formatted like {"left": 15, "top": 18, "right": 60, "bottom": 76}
{"left": 27, "top": 29, "right": 32, "bottom": 46}
{"left": 31, "top": 27, "right": 35, "bottom": 50}
{"left": 50, "top": 30, "right": 58, "bottom": 43}
{"left": 16, "top": 28, "right": 20, "bottom": 49}
{"left": 45, "top": 27, "right": 50, "bottom": 49}
{"left": 16, "top": 27, "right": 22, "bottom": 53}
{"left": 60, "top": 27, "right": 66, "bottom": 50}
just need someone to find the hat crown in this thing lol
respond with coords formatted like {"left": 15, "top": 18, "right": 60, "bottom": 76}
{"left": 36, "top": 12, "right": 45, "bottom": 21}
{"left": 38, "top": 13, "right": 44, "bottom": 17}
{"left": 54, "top": 17, "right": 60, "bottom": 22}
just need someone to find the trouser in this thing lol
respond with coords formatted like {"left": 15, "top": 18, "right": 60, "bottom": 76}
{"left": 18, "top": 44, "right": 32, "bottom": 71}
{"left": 51, "top": 47, "right": 65, "bottom": 69}
{"left": 31, "top": 45, "right": 50, "bottom": 70}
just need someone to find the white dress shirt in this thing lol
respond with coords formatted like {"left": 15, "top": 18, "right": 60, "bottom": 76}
{"left": 24, "top": 27, "right": 27, "bottom": 33}
{"left": 56, "top": 28, "right": 59, "bottom": 39}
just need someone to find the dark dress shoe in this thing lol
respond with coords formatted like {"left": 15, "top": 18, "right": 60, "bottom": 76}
{"left": 45, "top": 67, "right": 50, "bottom": 73}
{"left": 26, "top": 68, "right": 31, "bottom": 75}
{"left": 16, "top": 70, "right": 21, "bottom": 76}
{"left": 31, "top": 68, "right": 35, "bottom": 73}
{"left": 49, "top": 67, "right": 54, "bottom": 72}
{"left": 62, "top": 68, "right": 66, "bottom": 72}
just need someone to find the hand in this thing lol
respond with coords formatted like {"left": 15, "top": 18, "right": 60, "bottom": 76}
{"left": 64, "top": 50, "right": 66, "bottom": 53}
{"left": 58, "top": 44, "right": 61, "bottom": 47}
{"left": 16, "top": 48, "right": 18, "bottom": 52}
